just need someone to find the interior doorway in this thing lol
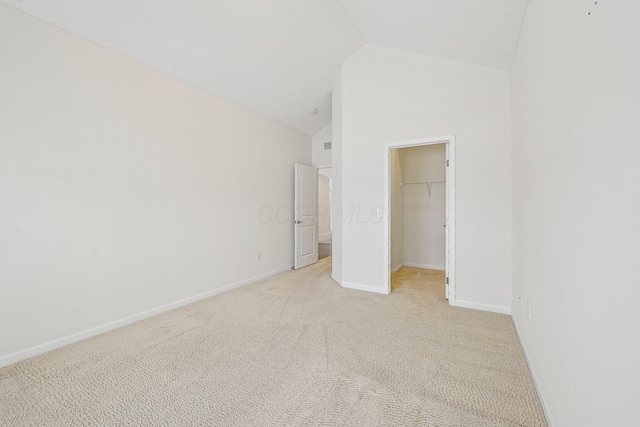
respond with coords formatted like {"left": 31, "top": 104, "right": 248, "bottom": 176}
{"left": 384, "top": 137, "right": 456, "bottom": 301}
{"left": 293, "top": 165, "right": 332, "bottom": 269}
{"left": 318, "top": 168, "right": 332, "bottom": 260}
{"left": 294, "top": 164, "right": 318, "bottom": 269}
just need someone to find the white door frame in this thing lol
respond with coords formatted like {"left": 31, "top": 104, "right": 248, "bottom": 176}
{"left": 383, "top": 135, "right": 456, "bottom": 301}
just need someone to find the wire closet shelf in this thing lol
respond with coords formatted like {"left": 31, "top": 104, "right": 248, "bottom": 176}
{"left": 400, "top": 180, "right": 445, "bottom": 197}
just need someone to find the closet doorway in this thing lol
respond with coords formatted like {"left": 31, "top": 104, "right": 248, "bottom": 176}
{"left": 384, "top": 137, "right": 456, "bottom": 301}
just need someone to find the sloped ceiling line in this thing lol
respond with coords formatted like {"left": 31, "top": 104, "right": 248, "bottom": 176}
{"left": 0, "top": 0, "right": 528, "bottom": 135}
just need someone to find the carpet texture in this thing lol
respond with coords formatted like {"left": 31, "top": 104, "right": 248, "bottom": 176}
{"left": 0, "top": 259, "right": 547, "bottom": 426}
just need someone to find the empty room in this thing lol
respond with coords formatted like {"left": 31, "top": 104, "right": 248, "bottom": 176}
{"left": 1, "top": 1, "right": 638, "bottom": 426}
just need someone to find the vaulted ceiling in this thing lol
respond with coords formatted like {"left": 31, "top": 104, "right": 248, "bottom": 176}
{"left": 0, "top": 0, "right": 529, "bottom": 135}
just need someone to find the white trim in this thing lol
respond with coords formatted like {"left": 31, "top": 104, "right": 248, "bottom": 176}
{"left": 391, "top": 263, "right": 404, "bottom": 274}
{"left": 0, "top": 265, "right": 293, "bottom": 368}
{"left": 450, "top": 299, "right": 511, "bottom": 315}
{"left": 330, "top": 273, "right": 342, "bottom": 285}
{"left": 318, "top": 232, "right": 332, "bottom": 242}
{"left": 313, "top": 164, "right": 332, "bottom": 169}
{"left": 512, "top": 317, "right": 553, "bottom": 426}
{"left": 403, "top": 263, "right": 445, "bottom": 271}
{"left": 447, "top": 139, "right": 456, "bottom": 301}
{"left": 342, "top": 281, "right": 389, "bottom": 295}
{"left": 384, "top": 135, "right": 456, "bottom": 304}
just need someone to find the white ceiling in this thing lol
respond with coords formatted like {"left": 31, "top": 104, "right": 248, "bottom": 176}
{"left": 339, "top": 0, "right": 529, "bottom": 70}
{"left": 0, "top": 0, "right": 528, "bottom": 135}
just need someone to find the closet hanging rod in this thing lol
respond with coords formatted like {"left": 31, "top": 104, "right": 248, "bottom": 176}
{"left": 400, "top": 180, "right": 445, "bottom": 197}
{"left": 400, "top": 181, "right": 445, "bottom": 185}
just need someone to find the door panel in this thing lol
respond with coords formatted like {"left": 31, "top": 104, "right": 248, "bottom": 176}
{"left": 300, "top": 226, "right": 315, "bottom": 256}
{"left": 294, "top": 164, "right": 318, "bottom": 269}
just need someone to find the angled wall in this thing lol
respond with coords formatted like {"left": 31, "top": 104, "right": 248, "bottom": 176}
{"left": 312, "top": 123, "right": 332, "bottom": 168}
{"left": 331, "top": 73, "right": 344, "bottom": 284}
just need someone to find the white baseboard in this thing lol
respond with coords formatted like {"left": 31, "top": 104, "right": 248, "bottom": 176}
{"left": 330, "top": 273, "right": 342, "bottom": 285}
{"left": 403, "top": 262, "right": 445, "bottom": 271}
{"left": 512, "top": 317, "right": 553, "bottom": 426}
{"left": 341, "top": 281, "right": 389, "bottom": 295}
{"left": 0, "top": 265, "right": 293, "bottom": 369}
{"left": 391, "top": 263, "right": 404, "bottom": 274}
{"left": 318, "top": 232, "right": 332, "bottom": 243}
{"left": 450, "top": 299, "right": 511, "bottom": 315}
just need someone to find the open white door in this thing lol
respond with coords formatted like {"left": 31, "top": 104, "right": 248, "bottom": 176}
{"left": 294, "top": 164, "right": 318, "bottom": 269}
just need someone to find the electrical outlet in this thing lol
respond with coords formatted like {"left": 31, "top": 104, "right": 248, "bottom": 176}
{"left": 256, "top": 252, "right": 261, "bottom": 261}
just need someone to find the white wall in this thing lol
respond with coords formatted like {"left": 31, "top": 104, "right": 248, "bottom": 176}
{"left": 331, "top": 75, "right": 343, "bottom": 284}
{"left": 402, "top": 144, "right": 446, "bottom": 270}
{"left": 312, "top": 123, "right": 332, "bottom": 167}
{"left": 0, "top": 5, "right": 310, "bottom": 364}
{"left": 318, "top": 170, "right": 332, "bottom": 240}
{"left": 511, "top": 1, "right": 640, "bottom": 425}
{"left": 390, "top": 149, "right": 404, "bottom": 272}
{"left": 338, "top": 44, "right": 512, "bottom": 311}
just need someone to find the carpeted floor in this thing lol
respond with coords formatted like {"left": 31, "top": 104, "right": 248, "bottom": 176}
{"left": 0, "top": 258, "right": 547, "bottom": 426}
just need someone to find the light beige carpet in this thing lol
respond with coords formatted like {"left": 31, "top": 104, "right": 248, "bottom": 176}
{"left": 0, "top": 259, "right": 547, "bottom": 426}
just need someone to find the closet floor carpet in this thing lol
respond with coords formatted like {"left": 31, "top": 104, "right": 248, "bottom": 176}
{"left": 0, "top": 259, "right": 547, "bottom": 426}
